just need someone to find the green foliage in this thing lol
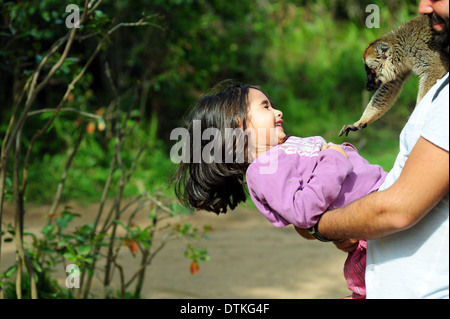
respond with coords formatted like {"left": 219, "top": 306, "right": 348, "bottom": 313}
{"left": 2, "top": 270, "right": 70, "bottom": 299}
{"left": 1, "top": 199, "right": 210, "bottom": 298}
{"left": 25, "top": 115, "right": 174, "bottom": 204}
{"left": 1, "top": 1, "right": 420, "bottom": 205}
{"left": 255, "top": 1, "right": 420, "bottom": 170}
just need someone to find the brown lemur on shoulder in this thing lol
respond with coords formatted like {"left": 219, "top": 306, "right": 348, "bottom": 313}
{"left": 339, "top": 14, "right": 449, "bottom": 137}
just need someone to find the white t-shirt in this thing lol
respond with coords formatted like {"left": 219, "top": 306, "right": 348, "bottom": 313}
{"left": 366, "top": 73, "right": 449, "bottom": 299}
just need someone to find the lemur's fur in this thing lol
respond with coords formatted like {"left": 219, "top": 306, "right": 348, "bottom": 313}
{"left": 339, "top": 15, "right": 448, "bottom": 137}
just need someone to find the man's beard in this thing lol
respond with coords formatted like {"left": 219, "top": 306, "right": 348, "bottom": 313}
{"left": 429, "top": 13, "right": 449, "bottom": 51}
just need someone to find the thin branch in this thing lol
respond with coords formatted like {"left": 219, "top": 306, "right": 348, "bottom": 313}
{"left": 99, "top": 141, "right": 151, "bottom": 234}
{"left": 92, "top": 155, "right": 117, "bottom": 234}
{"left": 20, "top": 39, "right": 103, "bottom": 198}
{"left": 87, "top": 0, "right": 103, "bottom": 14}
{"left": 1, "top": 76, "right": 33, "bottom": 158}
{"left": 124, "top": 232, "right": 175, "bottom": 289}
{"left": 126, "top": 200, "right": 153, "bottom": 228}
{"left": 4, "top": 0, "right": 94, "bottom": 155}
{"left": 27, "top": 108, "right": 103, "bottom": 120}
{"left": 20, "top": 13, "right": 149, "bottom": 197}
{"left": 4, "top": 30, "right": 77, "bottom": 156}
{"left": 112, "top": 259, "right": 125, "bottom": 299}
{"left": 13, "top": 131, "right": 38, "bottom": 299}
{"left": 106, "top": 19, "right": 159, "bottom": 36}
{"left": 102, "top": 65, "right": 126, "bottom": 295}
{"left": 47, "top": 124, "right": 86, "bottom": 224}
{"left": 145, "top": 194, "right": 175, "bottom": 216}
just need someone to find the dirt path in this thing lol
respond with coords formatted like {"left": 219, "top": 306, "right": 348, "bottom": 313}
{"left": 1, "top": 201, "right": 350, "bottom": 299}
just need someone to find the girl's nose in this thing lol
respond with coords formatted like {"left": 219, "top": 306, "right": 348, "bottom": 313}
{"left": 275, "top": 109, "right": 283, "bottom": 118}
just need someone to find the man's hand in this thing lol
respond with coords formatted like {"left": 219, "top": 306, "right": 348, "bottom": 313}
{"left": 333, "top": 239, "right": 359, "bottom": 253}
{"left": 294, "top": 226, "right": 315, "bottom": 240}
{"left": 321, "top": 143, "right": 348, "bottom": 158}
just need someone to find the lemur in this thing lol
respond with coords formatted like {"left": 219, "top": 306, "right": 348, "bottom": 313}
{"left": 339, "top": 14, "right": 448, "bottom": 137}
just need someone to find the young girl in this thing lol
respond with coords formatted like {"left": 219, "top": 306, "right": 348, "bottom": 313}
{"left": 172, "top": 82, "right": 387, "bottom": 299}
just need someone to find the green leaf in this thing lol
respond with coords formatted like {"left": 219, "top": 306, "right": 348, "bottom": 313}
{"left": 61, "top": 210, "right": 81, "bottom": 222}
{"left": 148, "top": 212, "right": 157, "bottom": 221}
{"left": 170, "top": 203, "right": 193, "bottom": 216}
{"left": 140, "top": 241, "right": 151, "bottom": 250}
{"left": 94, "top": 233, "right": 108, "bottom": 242}
{"left": 113, "top": 219, "right": 126, "bottom": 228}
{"left": 63, "top": 251, "right": 77, "bottom": 261}
{"left": 1, "top": 265, "right": 17, "bottom": 278}
{"left": 78, "top": 244, "right": 92, "bottom": 256}
{"left": 41, "top": 247, "right": 54, "bottom": 254}
{"left": 41, "top": 224, "right": 55, "bottom": 236}
{"left": 74, "top": 235, "right": 87, "bottom": 242}
{"left": 67, "top": 245, "right": 76, "bottom": 255}
{"left": 56, "top": 218, "right": 68, "bottom": 229}
{"left": 31, "top": 259, "right": 43, "bottom": 273}
{"left": 23, "top": 231, "right": 38, "bottom": 241}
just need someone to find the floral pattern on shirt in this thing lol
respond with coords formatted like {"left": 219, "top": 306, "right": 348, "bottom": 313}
{"left": 279, "top": 136, "right": 326, "bottom": 158}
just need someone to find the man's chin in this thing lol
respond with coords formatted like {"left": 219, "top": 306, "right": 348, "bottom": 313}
{"left": 434, "top": 31, "right": 449, "bottom": 51}
{"left": 433, "top": 23, "right": 449, "bottom": 51}
{"left": 428, "top": 13, "right": 449, "bottom": 50}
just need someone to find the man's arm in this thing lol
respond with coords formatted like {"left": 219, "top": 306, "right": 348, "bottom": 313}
{"left": 317, "top": 137, "right": 449, "bottom": 240}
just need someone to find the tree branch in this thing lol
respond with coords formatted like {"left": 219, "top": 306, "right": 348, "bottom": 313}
{"left": 47, "top": 124, "right": 86, "bottom": 224}
{"left": 27, "top": 108, "right": 103, "bottom": 120}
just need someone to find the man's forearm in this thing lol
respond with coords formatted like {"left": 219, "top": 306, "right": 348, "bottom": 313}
{"left": 317, "top": 190, "right": 403, "bottom": 240}
{"left": 317, "top": 137, "right": 449, "bottom": 241}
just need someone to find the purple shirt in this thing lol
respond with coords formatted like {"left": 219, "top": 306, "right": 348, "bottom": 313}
{"left": 246, "top": 136, "right": 387, "bottom": 229}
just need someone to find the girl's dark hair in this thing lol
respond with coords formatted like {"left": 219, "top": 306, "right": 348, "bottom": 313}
{"left": 171, "top": 81, "right": 261, "bottom": 214}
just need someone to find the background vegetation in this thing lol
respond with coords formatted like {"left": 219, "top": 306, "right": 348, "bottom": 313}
{"left": 0, "top": 0, "right": 421, "bottom": 298}
{"left": 1, "top": 0, "right": 420, "bottom": 203}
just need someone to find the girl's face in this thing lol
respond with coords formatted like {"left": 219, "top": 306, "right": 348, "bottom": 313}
{"left": 245, "top": 88, "right": 286, "bottom": 158}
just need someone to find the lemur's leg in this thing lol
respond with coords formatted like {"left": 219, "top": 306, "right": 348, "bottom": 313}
{"left": 339, "top": 71, "right": 411, "bottom": 137}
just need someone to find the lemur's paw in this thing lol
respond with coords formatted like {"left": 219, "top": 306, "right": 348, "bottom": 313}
{"left": 338, "top": 123, "right": 368, "bottom": 137}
